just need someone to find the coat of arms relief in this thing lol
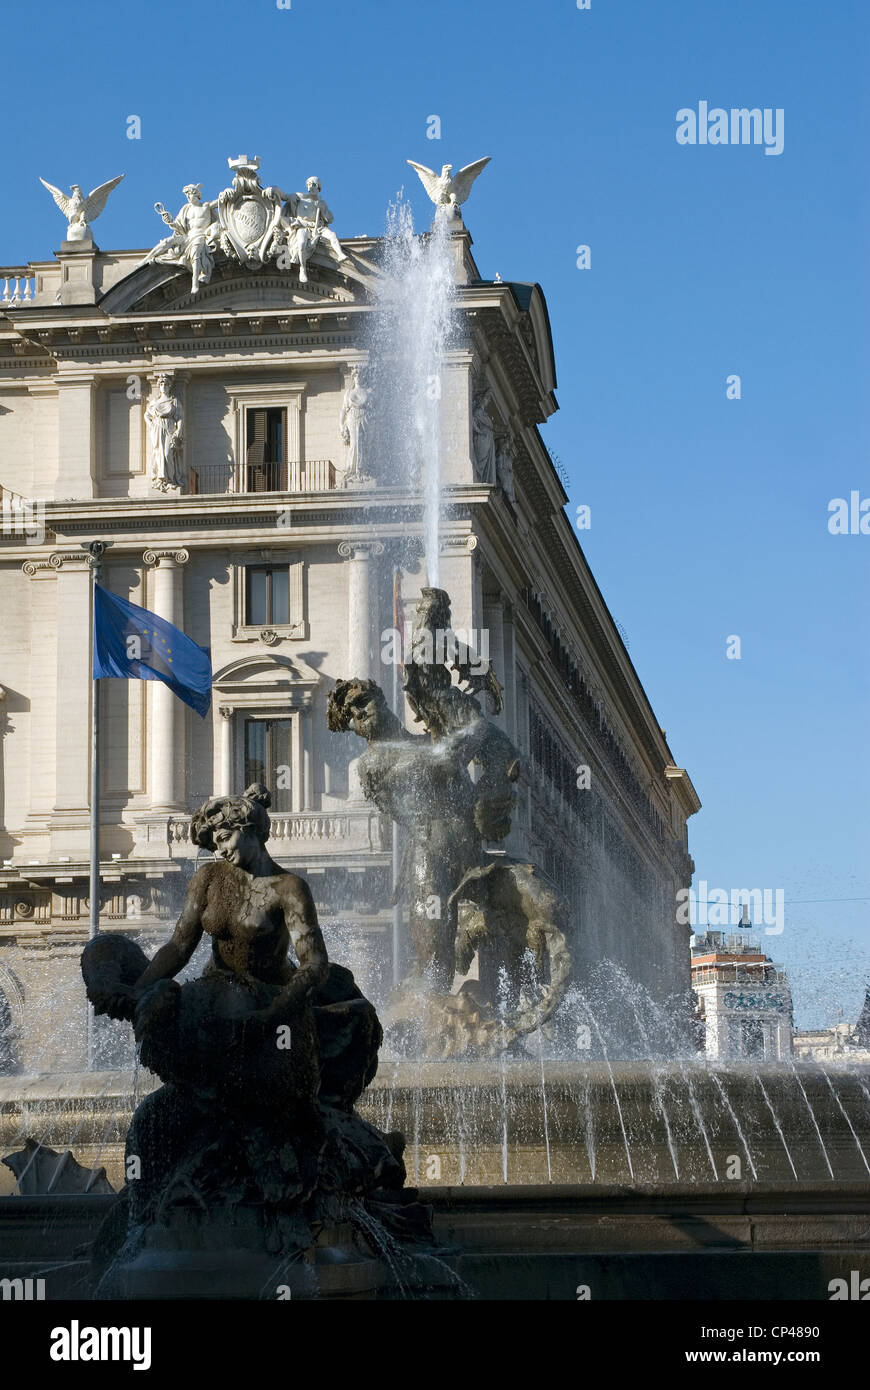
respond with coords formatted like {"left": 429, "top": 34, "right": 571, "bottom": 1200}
{"left": 140, "top": 155, "right": 353, "bottom": 293}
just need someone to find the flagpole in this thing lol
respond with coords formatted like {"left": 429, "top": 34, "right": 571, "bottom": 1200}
{"left": 84, "top": 540, "right": 108, "bottom": 1070}
{"left": 391, "top": 567, "right": 403, "bottom": 988}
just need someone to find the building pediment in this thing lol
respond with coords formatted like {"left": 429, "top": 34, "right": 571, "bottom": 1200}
{"left": 100, "top": 255, "right": 375, "bottom": 319}
{"left": 213, "top": 653, "right": 320, "bottom": 710}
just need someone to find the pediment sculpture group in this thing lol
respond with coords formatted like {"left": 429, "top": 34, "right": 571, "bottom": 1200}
{"left": 140, "top": 154, "right": 353, "bottom": 294}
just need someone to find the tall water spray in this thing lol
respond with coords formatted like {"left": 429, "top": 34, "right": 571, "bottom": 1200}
{"left": 368, "top": 200, "right": 457, "bottom": 585}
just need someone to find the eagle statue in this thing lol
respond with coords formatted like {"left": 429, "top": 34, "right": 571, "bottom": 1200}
{"left": 38, "top": 173, "right": 125, "bottom": 242}
{"left": 406, "top": 157, "right": 490, "bottom": 217}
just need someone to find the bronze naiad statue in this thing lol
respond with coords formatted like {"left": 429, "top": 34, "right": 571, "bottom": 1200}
{"left": 327, "top": 587, "right": 572, "bottom": 1058}
{"left": 81, "top": 783, "right": 432, "bottom": 1294}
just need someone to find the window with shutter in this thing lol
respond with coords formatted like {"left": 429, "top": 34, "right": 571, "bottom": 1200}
{"left": 246, "top": 407, "right": 286, "bottom": 490}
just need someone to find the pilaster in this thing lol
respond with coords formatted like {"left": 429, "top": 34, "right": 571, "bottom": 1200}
{"left": 55, "top": 373, "right": 96, "bottom": 499}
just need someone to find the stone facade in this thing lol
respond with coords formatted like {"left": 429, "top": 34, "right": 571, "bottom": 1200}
{"left": 0, "top": 162, "right": 699, "bottom": 1073}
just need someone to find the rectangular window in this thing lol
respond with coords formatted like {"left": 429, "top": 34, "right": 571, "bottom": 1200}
{"left": 245, "top": 566, "right": 290, "bottom": 626}
{"left": 246, "top": 407, "right": 286, "bottom": 491}
{"left": 244, "top": 718, "right": 292, "bottom": 812}
{"left": 739, "top": 1018, "right": 765, "bottom": 1060}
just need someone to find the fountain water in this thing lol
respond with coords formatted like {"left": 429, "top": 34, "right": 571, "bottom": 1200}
{"left": 821, "top": 1065, "right": 870, "bottom": 1176}
{"left": 368, "top": 198, "right": 456, "bottom": 585}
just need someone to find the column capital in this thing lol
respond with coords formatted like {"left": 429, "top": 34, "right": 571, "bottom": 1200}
{"left": 22, "top": 551, "right": 90, "bottom": 578}
{"left": 439, "top": 533, "right": 479, "bottom": 556}
{"left": 143, "top": 548, "right": 190, "bottom": 568}
{"left": 337, "top": 540, "right": 384, "bottom": 560}
{"left": 218, "top": 704, "right": 235, "bottom": 720}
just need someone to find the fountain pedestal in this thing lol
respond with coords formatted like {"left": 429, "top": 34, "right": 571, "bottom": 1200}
{"left": 96, "top": 1204, "right": 384, "bottom": 1300}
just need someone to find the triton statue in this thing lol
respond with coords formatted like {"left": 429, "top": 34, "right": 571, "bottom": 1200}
{"left": 327, "top": 587, "right": 572, "bottom": 1058}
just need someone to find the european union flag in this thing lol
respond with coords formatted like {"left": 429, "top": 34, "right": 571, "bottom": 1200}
{"left": 93, "top": 584, "right": 212, "bottom": 718}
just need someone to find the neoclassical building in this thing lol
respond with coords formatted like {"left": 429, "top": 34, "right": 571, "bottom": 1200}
{"left": 0, "top": 156, "right": 699, "bottom": 1073}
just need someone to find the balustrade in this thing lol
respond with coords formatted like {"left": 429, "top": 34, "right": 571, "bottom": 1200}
{"left": 165, "top": 809, "right": 381, "bottom": 855}
{"left": 0, "top": 271, "right": 36, "bottom": 307}
{"left": 189, "top": 460, "right": 337, "bottom": 496}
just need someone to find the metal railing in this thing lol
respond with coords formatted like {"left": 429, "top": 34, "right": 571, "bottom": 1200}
{"left": 190, "top": 460, "right": 337, "bottom": 495}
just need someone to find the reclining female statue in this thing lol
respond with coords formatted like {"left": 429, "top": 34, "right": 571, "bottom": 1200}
{"left": 82, "top": 783, "right": 427, "bottom": 1267}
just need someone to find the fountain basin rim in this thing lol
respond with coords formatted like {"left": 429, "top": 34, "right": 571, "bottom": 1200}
{"left": 3, "top": 1057, "right": 870, "bottom": 1105}
{"left": 4, "top": 1179, "right": 870, "bottom": 1215}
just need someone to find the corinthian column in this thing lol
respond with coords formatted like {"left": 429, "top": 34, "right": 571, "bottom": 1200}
{"left": 144, "top": 549, "right": 189, "bottom": 811}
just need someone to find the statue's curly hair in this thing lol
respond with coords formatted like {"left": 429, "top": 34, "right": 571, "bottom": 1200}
{"left": 190, "top": 783, "right": 271, "bottom": 851}
{"left": 326, "top": 678, "right": 389, "bottom": 733}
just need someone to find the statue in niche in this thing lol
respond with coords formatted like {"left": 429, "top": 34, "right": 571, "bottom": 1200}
{"left": 339, "top": 366, "right": 372, "bottom": 486}
{"left": 495, "top": 434, "right": 517, "bottom": 505}
{"left": 141, "top": 183, "right": 221, "bottom": 295}
{"left": 328, "top": 588, "right": 572, "bottom": 1058}
{"left": 81, "top": 783, "right": 432, "bottom": 1293}
{"left": 471, "top": 390, "right": 496, "bottom": 484}
{"left": 145, "top": 374, "right": 184, "bottom": 492}
{"left": 277, "top": 177, "right": 352, "bottom": 285}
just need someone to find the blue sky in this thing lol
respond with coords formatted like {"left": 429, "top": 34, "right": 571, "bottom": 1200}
{"left": 4, "top": 0, "right": 867, "bottom": 1025}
